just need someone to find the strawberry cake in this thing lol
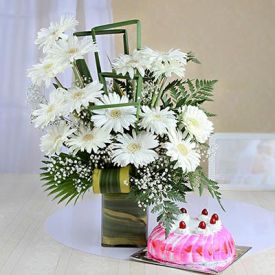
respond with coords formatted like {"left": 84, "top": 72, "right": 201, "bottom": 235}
{"left": 147, "top": 208, "right": 236, "bottom": 269}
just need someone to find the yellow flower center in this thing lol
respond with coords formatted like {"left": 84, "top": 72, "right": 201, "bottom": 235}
{"left": 83, "top": 133, "right": 94, "bottom": 141}
{"left": 44, "top": 63, "right": 53, "bottom": 72}
{"left": 110, "top": 109, "right": 122, "bottom": 119}
{"left": 177, "top": 143, "right": 188, "bottom": 156}
{"left": 54, "top": 134, "right": 62, "bottom": 142}
{"left": 127, "top": 143, "right": 141, "bottom": 153}
{"left": 72, "top": 91, "right": 84, "bottom": 100}
{"left": 47, "top": 104, "right": 55, "bottom": 113}
{"left": 153, "top": 114, "right": 162, "bottom": 120}
{"left": 67, "top": 47, "right": 78, "bottom": 54}
{"left": 189, "top": 118, "right": 200, "bottom": 127}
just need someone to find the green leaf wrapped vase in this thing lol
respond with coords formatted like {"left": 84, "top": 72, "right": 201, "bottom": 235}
{"left": 93, "top": 166, "right": 147, "bottom": 247}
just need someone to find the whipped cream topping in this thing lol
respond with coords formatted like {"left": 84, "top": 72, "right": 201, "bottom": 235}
{"left": 198, "top": 214, "right": 210, "bottom": 222}
{"left": 209, "top": 219, "right": 222, "bottom": 232}
{"left": 169, "top": 210, "right": 222, "bottom": 235}
{"left": 178, "top": 213, "right": 190, "bottom": 224}
{"left": 170, "top": 213, "right": 190, "bottom": 231}
{"left": 194, "top": 226, "right": 212, "bottom": 235}
{"left": 174, "top": 227, "right": 191, "bottom": 234}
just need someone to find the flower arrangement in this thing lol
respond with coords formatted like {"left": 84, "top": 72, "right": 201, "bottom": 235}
{"left": 27, "top": 16, "right": 222, "bottom": 234}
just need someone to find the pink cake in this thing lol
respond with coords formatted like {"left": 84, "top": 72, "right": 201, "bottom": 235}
{"left": 147, "top": 208, "right": 236, "bottom": 269}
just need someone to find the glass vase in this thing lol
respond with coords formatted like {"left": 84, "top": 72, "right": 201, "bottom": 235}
{"left": 101, "top": 193, "right": 147, "bottom": 247}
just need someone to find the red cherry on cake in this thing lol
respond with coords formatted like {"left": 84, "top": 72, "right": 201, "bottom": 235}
{"left": 180, "top": 207, "right": 187, "bottom": 214}
{"left": 210, "top": 216, "right": 216, "bottom": 224}
{"left": 198, "top": 221, "right": 206, "bottom": 229}
{"left": 179, "top": 221, "right": 186, "bottom": 229}
{"left": 201, "top": 208, "right": 208, "bottom": 215}
{"left": 212, "top": 213, "right": 219, "bottom": 221}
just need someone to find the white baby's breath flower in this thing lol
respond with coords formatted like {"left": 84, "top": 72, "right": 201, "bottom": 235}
{"left": 40, "top": 121, "right": 75, "bottom": 155}
{"left": 112, "top": 49, "right": 151, "bottom": 79}
{"left": 112, "top": 131, "right": 159, "bottom": 167}
{"left": 32, "top": 89, "right": 67, "bottom": 128}
{"left": 35, "top": 15, "right": 78, "bottom": 52}
{"left": 67, "top": 125, "right": 111, "bottom": 154}
{"left": 140, "top": 106, "right": 177, "bottom": 135}
{"left": 47, "top": 36, "right": 98, "bottom": 65}
{"left": 180, "top": 105, "right": 213, "bottom": 143}
{"left": 92, "top": 93, "right": 136, "bottom": 133}
{"left": 27, "top": 58, "right": 67, "bottom": 87}
{"left": 27, "top": 85, "right": 47, "bottom": 110}
{"left": 165, "top": 130, "right": 200, "bottom": 173}
{"left": 66, "top": 82, "right": 103, "bottom": 113}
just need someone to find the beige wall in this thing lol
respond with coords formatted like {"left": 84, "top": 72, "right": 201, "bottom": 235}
{"left": 112, "top": 0, "right": 275, "bottom": 133}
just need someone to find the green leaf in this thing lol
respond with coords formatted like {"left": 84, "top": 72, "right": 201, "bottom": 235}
{"left": 39, "top": 153, "right": 92, "bottom": 205}
{"left": 188, "top": 167, "right": 224, "bottom": 211}
{"left": 186, "top": 51, "right": 201, "bottom": 64}
{"left": 75, "top": 59, "right": 93, "bottom": 84}
{"left": 164, "top": 78, "right": 217, "bottom": 107}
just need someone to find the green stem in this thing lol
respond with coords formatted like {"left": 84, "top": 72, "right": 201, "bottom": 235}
{"left": 150, "top": 78, "right": 162, "bottom": 107}
{"left": 90, "top": 102, "right": 139, "bottom": 110}
{"left": 132, "top": 79, "right": 136, "bottom": 100}
{"left": 54, "top": 77, "right": 65, "bottom": 89}
{"left": 150, "top": 93, "right": 157, "bottom": 108}
{"left": 153, "top": 78, "right": 167, "bottom": 107}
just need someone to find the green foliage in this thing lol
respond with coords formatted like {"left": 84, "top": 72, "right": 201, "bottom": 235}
{"left": 166, "top": 79, "right": 217, "bottom": 108}
{"left": 75, "top": 59, "right": 93, "bottom": 84}
{"left": 186, "top": 51, "right": 201, "bottom": 64}
{"left": 201, "top": 108, "right": 217, "bottom": 117}
{"left": 113, "top": 79, "right": 135, "bottom": 99}
{"left": 188, "top": 167, "right": 224, "bottom": 211}
{"left": 154, "top": 201, "right": 181, "bottom": 237}
{"left": 161, "top": 93, "right": 174, "bottom": 109}
{"left": 131, "top": 157, "right": 193, "bottom": 235}
{"left": 40, "top": 153, "right": 92, "bottom": 205}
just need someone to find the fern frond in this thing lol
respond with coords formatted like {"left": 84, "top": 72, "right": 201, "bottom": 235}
{"left": 188, "top": 167, "right": 224, "bottom": 211}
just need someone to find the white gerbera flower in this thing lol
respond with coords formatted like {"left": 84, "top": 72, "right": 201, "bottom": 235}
{"left": 180, "top": 105, "right": 213, "bottom": 143}
{"left": 112, "top": 132, "right": 159, "bottom": 167}
{"left": 112, "top": 49, "right": 151, "bottom": 79}
{"left": 138, "top": 47, "right": 160, "bottom": 62}
{"left": 27, "top": 58, "right": 67, "bottom": 87}
{"left": 66, "top": 82, "right": 103, "bottom": 113}
{"left": 140, "top": 106, "right": 177, "bottom": 135}
{"left": 92, "top": 93, "right": 137, "bottom": 133}
{"left": 141, "top": 48, "right": 187, "bottom": 79}
{"left": 156, "top": 49, "right": 187, "bottom": 64}
{"left": 153, "top": 59, "right": 186, "bottom": 79}
{"left": 165, "top": 130, "right": 200, "bottom": 172}
{"left": 47, "top": 36, "right": 98, "bottom": 65}
{"left": 67, "top": 126, "right": 110, "bottom": 154}
{"left": 40, "top": 121, "right": 75, "bottom": 155}
{"left": 35, "top": 15, "right": 79, "bottom": 52}
{"left": 32, "top": 89, "right": 67, "bottom": 128}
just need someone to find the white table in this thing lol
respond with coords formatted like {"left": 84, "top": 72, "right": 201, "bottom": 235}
{"left": 0, "top": 174, "right": 275, "bottom": 275}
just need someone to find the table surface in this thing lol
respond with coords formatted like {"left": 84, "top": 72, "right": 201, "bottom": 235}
{"left": 0, "top": 174, "right": 275, "bottom": 275}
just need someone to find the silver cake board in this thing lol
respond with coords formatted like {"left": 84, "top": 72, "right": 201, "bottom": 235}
{"left": 130, "top": 245, "right": 252, "bottom": 274}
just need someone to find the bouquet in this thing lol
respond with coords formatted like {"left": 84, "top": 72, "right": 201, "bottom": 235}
{"left": 27, "top": 16, "right": 222, "bottom": 234}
